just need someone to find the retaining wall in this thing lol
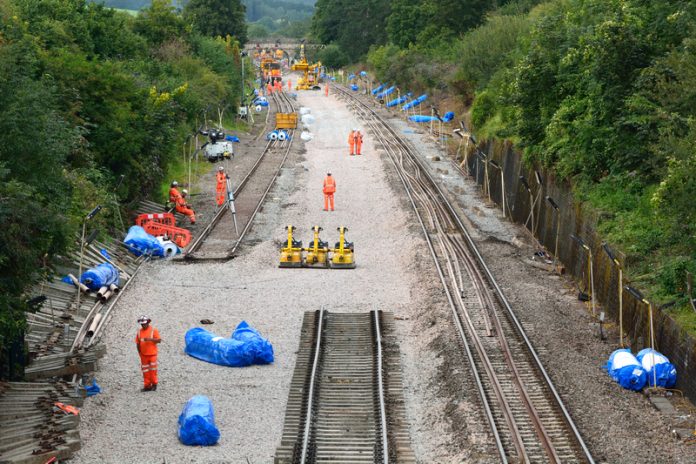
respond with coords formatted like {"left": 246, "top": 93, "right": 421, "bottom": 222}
{"left": 461, "top": 139, "right": 696, "bottom": 402}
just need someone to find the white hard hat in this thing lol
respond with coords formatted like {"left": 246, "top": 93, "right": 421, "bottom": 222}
{"left": 353, "top": 128, "right": 358, "bottom": 131}
{"left": 182, "top": 189, "right": 188, "bottom": 195}
{"left": 171, "top": 181, "right": 179, "bottom": 186}
{"left": 137, "top": 316, "right": 150, "bottom": 324}
{"left": 218, "top": 166, "right": 224, "bottom": 171}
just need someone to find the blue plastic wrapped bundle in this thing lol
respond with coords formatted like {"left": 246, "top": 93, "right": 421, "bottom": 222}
{"left": 225, "top": 135, "right": 240, "bottom": 142}
{"left": 605, "top": 349, "right": 647, "bottom": 391}
{"left": 85, "top": 380, "right": 101, "bottom": 397}
{"left": 402, "top": 94, "right": 428, "bottom": 110}
{"left": 348, "top": 74, "right": 356, "bottom": 81}
{"left": 376, "top": 86, "right": 395, "bottom": 98}
{"left": 636, "top": 348, "right": 677, "bottom": 388}
{"left": 350, "top": 84, "right": 359, "bottom": 91}
{"left": 409, "top": 115, "right": 438, "bottom": 123}
{"left": 124, "top": 225, "right": 164, "bottom": 257}
{"left": 184, "top": 321, "right": 274, "bottom": 367}
{"left": 386, "top": 94, "right": 411, "bottom": 108}
{"left": 359, "top": 71, "right": 367, "bottom": 77}
{"left": 80, "top": 263, "right": 119, "bottom": 291}
{"left": 178, "top": 395, "right": 220, "bottom": 446}
{"left": 371, "top": 84, "right": 385, "bottom": 95}
{"left": 442, "top": 111, "right": 455, "bottom": 122}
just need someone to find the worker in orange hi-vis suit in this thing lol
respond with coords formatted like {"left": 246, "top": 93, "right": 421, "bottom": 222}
{"left": 176, "top": 189, "right": 196, "bottom": 224}
{"left": 324, "top": 83, "right": 329, "bottom": 96}
{"left": 348, "top": 129, "right": 356, "bottom": 156}
{"left": 215, "top": 166, "right": 227, "bottom": 207}
{"left": 266, "top": 82, "right": 273, "bottom": 95}
{"left": 323, "top": 172, "right": 336, "bottom": 211}
{"left": 169, "top": 181, "right": 182, "bottom": 204}
{"left": 135, "top": 316, "right": 161, "bottom": 392}
{"left": 288, "top": 79, "right": 292, "bottom": 91}
{"left": 275, "top": 79, "right": 282, "bottom": 92}
{"left": 355, "top": 129, "right": 364, "bottom": 155}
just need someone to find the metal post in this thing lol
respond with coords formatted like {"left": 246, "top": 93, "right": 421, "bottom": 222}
{"left": 604, "top": 244, "right": 624, "bottom": 346}
{"left": 546, "top": 196, "right": 560, "bottom": 272}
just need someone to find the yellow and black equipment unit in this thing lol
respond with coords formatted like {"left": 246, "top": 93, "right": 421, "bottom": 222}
{"left": 304, "top": 225, "right": 329, "bottom": 268}
{"left": 330, "top": 226, "right": 356, "bottom": 269}
{"left": 278, "top": 225, "right": 356, "bottom": 269}
{"left": 291, "top": 43, "right": 322, "bottom": 90}
{"left": 279, "top": 225, "right": 303, "bottom": 268}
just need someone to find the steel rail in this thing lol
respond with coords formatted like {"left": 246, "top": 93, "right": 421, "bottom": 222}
{"left": 336, "top": 85, "right": 594, "bottom": 463}
{"left": 300, "top": 307, "right": 325, "bottom": 464}
{"left": 373, "top": 310, "right": 390, "bottom": 464}
{"left": 185, "top": 89, "right": 296, "bottom": 257}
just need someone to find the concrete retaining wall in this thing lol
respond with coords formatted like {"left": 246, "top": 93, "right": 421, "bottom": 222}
{"left": 460, "top": 139, "right": 696, "bottom": 401}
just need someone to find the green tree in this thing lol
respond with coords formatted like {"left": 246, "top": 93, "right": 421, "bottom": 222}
{"left": 133, "top": 0, "right": 186, "bottom": 45}
{"left": 184, "top": 0, "right": 248, "bottom": 45}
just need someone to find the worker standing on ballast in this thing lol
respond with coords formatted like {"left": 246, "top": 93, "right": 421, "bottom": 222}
{"left": 323, "top": 172, "right": 336, "bottom": 211}
{"left": 176, "top": 189, "right": 196, "bottom": 224}
{"left": 135, "top": 316, "right": 161, "bottom": 392}
{"left": 324, "top": 82, "right": 329, "bottom": 97}
{"left": 288, "top": 79, "right": 292, "bottom": 91}
{"left": 215, "top": 166, "right": 228, "bottom": 207}
{"left": 348, "top": 129, "right": 356, "bottom": 156}
{"left": 355, "top": 129, "right": 364, "bottom": 155}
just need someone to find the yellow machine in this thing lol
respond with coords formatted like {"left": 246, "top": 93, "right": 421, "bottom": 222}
{"left": 330, "top": 226, "right": 356, "bottom": 269}
{"left": 291, "top": 44, "right": 321, "bottom": 90}
{"left": 279, "top": 225, "right": 304, "bottom": 268}
{"left": 304, "top": 226, "right": 329, "bottom": 268}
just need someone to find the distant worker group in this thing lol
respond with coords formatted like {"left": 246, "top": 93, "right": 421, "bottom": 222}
{"left": 348, "top": 128, "right": 363, "bottom": 156}
{"left": 169, "top": 181, "right": 196, "bottom": 224}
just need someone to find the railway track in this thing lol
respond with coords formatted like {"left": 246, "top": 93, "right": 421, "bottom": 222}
{"left": 184, "top": 90, "right": 296, "bottom": 260}
{"left": 335, "top": 86, "right": 595, "bottom": 464}
{"left": 275, "top": 310, "right": 415, "bottom": 464}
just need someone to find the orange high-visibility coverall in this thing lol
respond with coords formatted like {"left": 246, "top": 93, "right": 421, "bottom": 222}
{"left": 266, "top": 82, "right": 273, "bottom": 95}
{"left": 176, "top": 195, "right": 196, "bottom": 224}
{"left": 324, "top": 83, "right": 329, "bottom": 96}
{"left": 288, "top": 80, "right": 292, "bottom": 91}
{"left": 323, "top": 175, "right": 336, "bottom": 211}
{"left": 355, "top": 131, "right": 364, "bottom": 155}
{"left": 275, "top": 79, "right": 282, "bottom": 92}
{"left": 135, "top": 326, "right": 160, "bottom": 389}
{"left": 348, "top": 131, "right": 356, "bottom": 155}
{"left": 169, "top": 187, "right": 182, "bottom": 204}
{"left": 215, "top": 171, "right": 227, "bottom": 206}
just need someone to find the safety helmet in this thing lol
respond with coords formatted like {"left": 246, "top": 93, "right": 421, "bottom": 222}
{"left": 327, "top": 172, "right": 332, "bottom": 176}
{"left": 182, "top": 189, "right": 188, "bottom": 195}
{"left": 218, "top": 166, "right": 224, "bottom": 171}
{"left": 137, "top": 316, "right": 150, "bottom": 324}
{"left": 353, "top": 128, "right": 358, "bottom": 131}
{"left": 171, "top": 181, "right": 179, "bottom": 187}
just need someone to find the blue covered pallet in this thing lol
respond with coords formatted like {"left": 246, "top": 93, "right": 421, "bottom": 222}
{"left": 637, "top": 348, "right": 677, "bottom": 388}
{"left": 184, "top": 321, "right": 274, "bottom": 367}
{"left": 178, "top": 395, "right": 220, "bottom": 446}
{"left": 605, "top": 348, "right": 647, "bottom": 391}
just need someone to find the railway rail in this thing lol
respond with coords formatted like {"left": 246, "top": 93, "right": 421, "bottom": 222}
{"left": 275, "top": 310, "right": 415, "bottom": 463}
{"left": 335, "top": 85, "right": 594, "bottom": 464}
{"left": 184, "top": 89, "right": 296, "bottom": 261}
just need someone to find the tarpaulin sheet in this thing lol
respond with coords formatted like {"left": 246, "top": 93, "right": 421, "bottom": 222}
{"left": 124, "top": 225, "right": 164, "bottom": 257}
{"left": 178, "top": 395, "right": 220, "bottom": 446}
{"left": 80, "top": 263, "right": 119, "bottom": 291}
{"left": 605, "top": 348, "right": 647, "bottom": 391}
{"left": 184, "top": 321, "right": 274, "bottom": 367}
{"left": 636, "top": 348, "right": 677, "bottom": 388}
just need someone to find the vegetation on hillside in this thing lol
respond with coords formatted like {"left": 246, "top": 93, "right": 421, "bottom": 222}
{"left": 313, "top": 0, "right": 696, "bottom": 327}
{"left": 0, "top": 0, "right": 245, "bottom": 371}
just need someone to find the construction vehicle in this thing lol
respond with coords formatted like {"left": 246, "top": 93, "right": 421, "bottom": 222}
{"left": 304, "top": 226, "right": 329, "bottom": 268}
{"left": 291, "top": 43, "right": 321, "bottom": 90}
{"left": 261, "top": 55, "right": 282, "bottom": 84}
{"left": 279, "top": 225, "right": 303, "bottom": 268}
{"left": 330, "top": 226, "right": 356, "bottom": 269}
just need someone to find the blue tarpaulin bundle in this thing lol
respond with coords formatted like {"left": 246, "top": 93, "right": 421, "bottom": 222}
{"left": 409, "top": 115, "right": 439, "bottom": 123}
{"left": 124, "top": 226, "right": 164, "bottom": 257}
{"left": 372, "top": 84, "right": 385, "bottom": 95}
{"left": 442, "top": 111, "right": 455, "bottom": 122}
{"left": 386, "top": 94, "right": 411, "bottom": 108}
{"left": 350, "top": 84, "right": 359, "bottom": 91}
{"left": 376, "top": 86, "right": 395, "bottom": 98}
{"left": 605, "top": 348, "right": 647, "bottom": 391}
{"left": 225, "top": 135, "right": 240, "bottom": 142}
{"left": 178, "top": 395, "right": 220, "bottom": 446}
{"left": 636, "top": 348, "right": 677, "bottom": 388}
{"left": 80, "top": 263, "right": 119, "bottom": 291}
{"left": 184, "top": 321, "right": 274, "bottom": 367}
{"left": 402, "top": 94, "right": 428, "bottom": 110}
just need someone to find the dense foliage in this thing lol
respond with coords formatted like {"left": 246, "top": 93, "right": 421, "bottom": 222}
{"left": 313, "top": 0, "right": 696, "bottom": 323}
{"left": 184, "top": 0, "right": 248, "bottom": 44}
{"left": 0, "top": 0, "right": 243, "bottom": 370}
